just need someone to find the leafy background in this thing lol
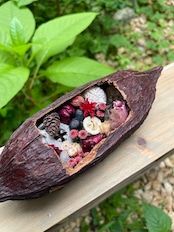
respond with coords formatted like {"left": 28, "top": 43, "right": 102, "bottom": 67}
{"left": 0, "top": 0, "right": 173, "bottom": 231}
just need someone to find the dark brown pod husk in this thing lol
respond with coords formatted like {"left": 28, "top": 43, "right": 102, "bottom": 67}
{"left": 0, "top": 66, "right": 163, "bottom": 202}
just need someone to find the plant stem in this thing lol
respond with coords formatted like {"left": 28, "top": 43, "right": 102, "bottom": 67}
{"left": 29, "top": 50, "right": 48, "bottom": 89}
{"left": 22, "top": 89, "right": 37, "bottom": 106}
{"left": 27, "top": 53, "right": 35, "bottom": 67}
{"left": 29, "top": 63, "right": 41, "bottom": 90}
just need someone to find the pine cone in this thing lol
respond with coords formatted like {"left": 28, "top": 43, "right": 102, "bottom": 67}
{"left": 43, "top": 112, "right": 60, "bottom": 137}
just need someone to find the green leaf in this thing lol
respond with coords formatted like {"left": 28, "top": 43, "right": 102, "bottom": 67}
{"left": 44, "top": 57, "right": 114, "bottom": 87}
{"left": 0, "top": 64, "right": 29, "bottom": 108}
{"left": 32, "top": 12, "right": 97, "bottom": 64}
{"left": 0, "top": 41, "right": 31, "bottom": 57}
{"left": 0, "top": 1, "right": 35, "bottom": 44}
{"left": 0, "top": 43, "right": 16, "bottom": 64}
{"left": 12, "top": 43, "right": 31, "bottom": 56}
{"left": 0, "top": 51, "right": 15, "bottom": 64}
{"left": 10, "top": 17, "right": 25, "bottom": 45}
{"left": 143, "top": 204, "right": 172, "bottom": 232}
{"left": 14, "top": 0, "right": 38, "bottom": 7}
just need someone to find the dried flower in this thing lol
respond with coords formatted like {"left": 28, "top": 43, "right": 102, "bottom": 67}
{"left": 70, "top": 129, "right": 78, "bottom": 139}
{"left": 78, "top": 151, "right": 85, "bottom": 158}
{"left": 83, "top": 116, "right": 101, "bottom": 135}
{"left": 82, "top": 134, "right": 103, "bottom": 152}
{"left": 78, "top": 130, "right": 88, "bottom": 139}
{"left": 61, "top": 141, "right": 72, "bottom": 150}
{"left": 96, "top": 110, "right": 105, "bottom": 118}
{"left": 80, "top": 99, "right": 96, "bottom": 117}
{"left": 113, "top": 100, "right": 123, "bottom": 108}
{"left": 71, "top": 95, "right": 85, "bottom": 107}
{"left": 98, "top": 103, "right": 107, "bottom": 111}
{"left": 109, "top": 103, "right": 128, "bottom": 129}
{"left": 58, "top": 104, "right": 75, "bottom": 124}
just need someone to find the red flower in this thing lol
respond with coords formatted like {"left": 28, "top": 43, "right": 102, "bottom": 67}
{"left": 78, "top": 130, "right": 88, "bottom": 139}
{"left": 80, "top": 99, "right": 96, "bottom": 117}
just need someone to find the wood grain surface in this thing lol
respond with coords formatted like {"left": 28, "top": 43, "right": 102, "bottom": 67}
{"left": 0, "top": 64, "right": 174, "bottom": 232}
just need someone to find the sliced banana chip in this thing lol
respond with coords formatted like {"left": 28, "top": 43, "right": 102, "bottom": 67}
{"left": 83, "top": 116, "right": 102, "bottom": 135}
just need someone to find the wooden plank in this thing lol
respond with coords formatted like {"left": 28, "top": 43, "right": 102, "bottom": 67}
{"left": 0, "top": 64, "right": 174, "bottom": 232}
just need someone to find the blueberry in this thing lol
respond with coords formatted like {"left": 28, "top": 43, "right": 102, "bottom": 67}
{"left": 75, "top": 109, "right": 84, "bottom": 121}
{"left": 70, "top": 119, "right": 80, "bottom": 129}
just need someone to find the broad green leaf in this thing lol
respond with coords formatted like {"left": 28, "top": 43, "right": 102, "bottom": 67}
{"left": 44, "top": 57, "right": 114, "bottom": 87}
{"left": 0, "top": 51, "right": 15, "bottom": 64}
{"left": 10, "top": 17, "right": 25, "bottom": 45}
{"left": 0, "top": 64, "right": 29, "bottom": 108}
{"left": 14, "top": 0, "right": 38, "bottom": 7}
{"left": 0, "top": 43, "right": 13, "bottom": 54}
{"left": 32, "top": 12, "right": 97, "bottom": 64}
{"left": 0, "top": 64, "right": 13, "bottom": 72}
{"left": 0, "top": 1, "right": 35, "bottom": 44}
{"left": 143, "top": 204, "right": 172, "bottom": 232}
{"left": 0, "top": 44, "right": 15, "bottom": 64}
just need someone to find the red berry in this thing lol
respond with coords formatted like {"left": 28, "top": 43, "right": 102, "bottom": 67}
{"left": 96, "top": 110, "right": 105, "bottom": 118}
{"left": 98, "top": 103, "right": 107, "bottom": 111}
{"left": 78, "top": 130, "right": 88, "bottom": 139}
{"left": 70, "top": 129, "right": 78, "bottom": 139}
{"left": 71, "top": 96, "right": 85, "bottom": 107}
